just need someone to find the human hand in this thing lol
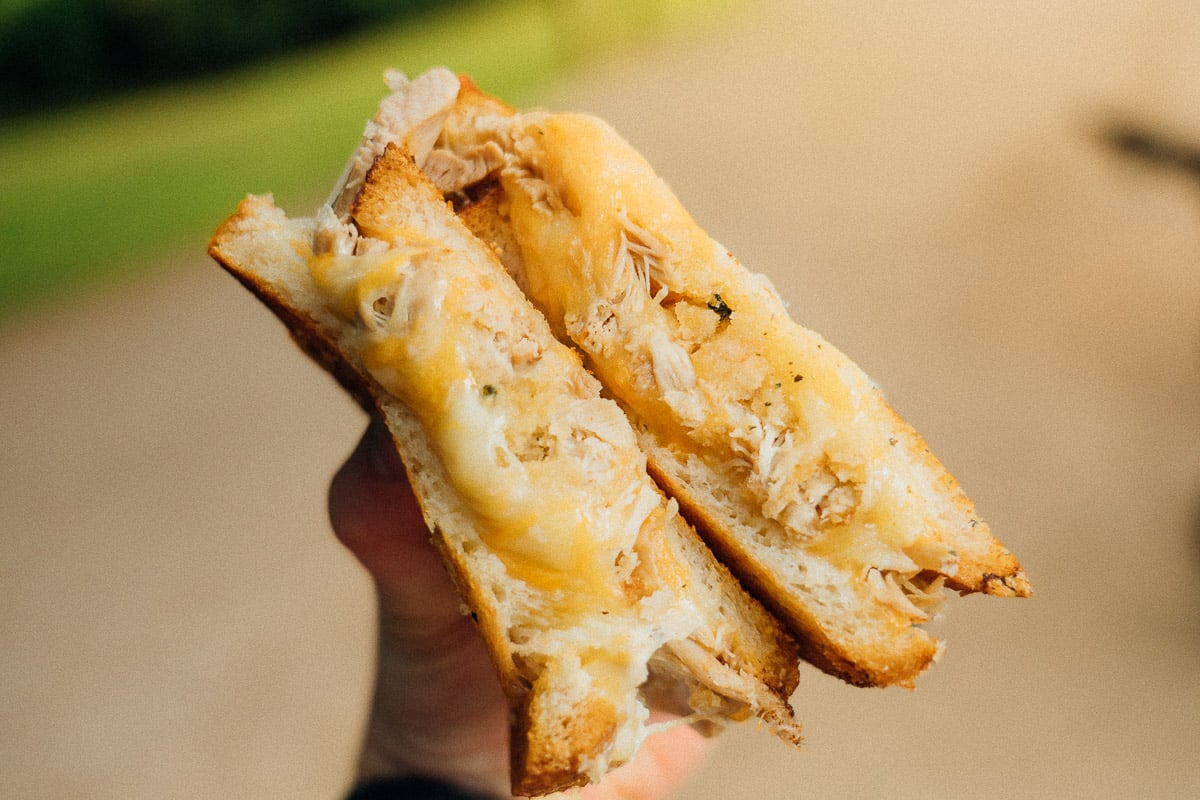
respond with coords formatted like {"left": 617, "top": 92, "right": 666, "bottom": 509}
{"left": 329, "top": 416, "right": 713, "bottom": 799}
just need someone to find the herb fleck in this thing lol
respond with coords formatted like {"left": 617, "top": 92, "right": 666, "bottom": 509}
{"left": 481, "top": 384, "right": 497, "bottom": 397}
{"left": 707, "top": 293, "right": 733, "bottom": 320}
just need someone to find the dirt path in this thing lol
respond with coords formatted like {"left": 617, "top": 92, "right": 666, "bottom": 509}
{"left": 4, "top": 2, "right": 1200, "bottom": 797}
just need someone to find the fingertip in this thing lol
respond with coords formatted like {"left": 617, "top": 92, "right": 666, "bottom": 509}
{"left": 328, "top": 418, "right": 428, "bottom": 575}
{"left": 329, "top": 418, "right": 466, "bottom": 629}
{"left": 580, "top": 721, "right": 713, "bottom": 800}
{"left": 362, "top": 414, "right": 407, "bottom": 481}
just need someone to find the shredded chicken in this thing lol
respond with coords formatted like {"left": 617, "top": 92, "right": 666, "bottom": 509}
{"left": 648, "top": 330, "right": 697, "bottom": 394}
{"left": 330, "top": 67, "right": 461, "bottom": 216}
{"left": 516, "top": 174, "right": 558, "bottom": 214}
{"left": 751, "top": 430, "right": 812, "bottom": 533}
{"left": 615, "top": 211, "right": 670, "bottom": 303}
{"left": 423, "top": 141, "right": 506, "bottom": 194}
{"left": 899, "top": 573, "right": 947, "bottom": 615}
{"left": 570, "top": 402, "right": 641, "bottom": 450}
{"left": 312, "top": 206, "right": 358, "bottom": 256}
{"left": 867, "top": 568, "right": 932, "bottom": 622}
{"left": 492, "top": 327, "right": 544, "bottom": 367}
{"left": 808, "top": 474, "right": 857, "bottom": 526}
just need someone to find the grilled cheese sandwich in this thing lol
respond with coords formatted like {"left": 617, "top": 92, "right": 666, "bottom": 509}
{"left": 210, "top": 145, "right": 801, "bottom": 796}
{"left": 208, "top": 66, "right": 1030, "bottom": 795}
{"left": 363, "top": 69, "right": 1030, "bottom": 687}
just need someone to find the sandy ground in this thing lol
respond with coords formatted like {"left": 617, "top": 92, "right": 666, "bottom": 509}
{"left": 3, "top": 1, "right": 1200, "bottom": 797}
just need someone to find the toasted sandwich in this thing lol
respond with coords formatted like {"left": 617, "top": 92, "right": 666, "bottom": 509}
{"left": 341, "top": 68, "right": 1031, "bottom": 689}
{"left": 209, "top": 66, "right": 1031, "bottom": 794}
{"left": 210, "top": 143, "right": 802, "bottom": 796}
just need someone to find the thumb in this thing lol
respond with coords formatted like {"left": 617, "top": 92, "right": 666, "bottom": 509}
{"left": 328, "top": 416, "right": 463, "bottom": 630}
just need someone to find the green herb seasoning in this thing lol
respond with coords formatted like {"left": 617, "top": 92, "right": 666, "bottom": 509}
{"left": 708, "top": 293, "right": 733, "bottom": 320}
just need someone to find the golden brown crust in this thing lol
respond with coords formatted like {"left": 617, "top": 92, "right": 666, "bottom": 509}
{"left": 511, "top": 683, "right": 620, "bottom": 796}
{"left": 210, "top": 201, "right": 375, "bottom": 413}
{"left": 644, "top": 451, "right": 937, "bottom": 689}
{"left": 454, "top": 73, "right": 515, "bottom": 117}
{"left": 883, "top": 406, "right": 1031, "bottom": 598}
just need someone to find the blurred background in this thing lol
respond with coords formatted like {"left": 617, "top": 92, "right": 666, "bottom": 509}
{"left": 2, "top": 0, "right": 1199, "bottom": 797}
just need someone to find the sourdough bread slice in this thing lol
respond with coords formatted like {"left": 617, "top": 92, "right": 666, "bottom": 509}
{"left": 209, "top": 145, "right": 800, "bottom": 795}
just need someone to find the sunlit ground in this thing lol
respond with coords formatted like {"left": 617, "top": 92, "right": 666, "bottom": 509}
{"left": 2, "top": 1, "right": 1199, "bottom": 798}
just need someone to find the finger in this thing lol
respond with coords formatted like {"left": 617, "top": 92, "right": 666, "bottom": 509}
{"left": 578, "top": 718, "right": 714, "bottom": 800}
{"left": 328, "top": 416, "right": 463, "bottom": 630}
{"left": 332, "top": 421, "right": 511, "bottom": 793}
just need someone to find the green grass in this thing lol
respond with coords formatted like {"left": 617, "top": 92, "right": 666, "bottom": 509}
{"left": 0, "top": 0, "right": 731, "bottom": 319}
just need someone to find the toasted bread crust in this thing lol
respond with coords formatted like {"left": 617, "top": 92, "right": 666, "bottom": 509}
{"left": 881, "top": 404, "right": 1030, "bottom": 598}
{"left": 211, "top": 199, "right": 375, "bottom": 413}
{"left": 642, "top": 452, "right": 936, "bottom": 688}
{"left": 512, "top": 678, "right": 621, "bottom": 795}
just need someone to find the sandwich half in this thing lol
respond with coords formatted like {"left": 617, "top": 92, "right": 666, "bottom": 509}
{"left": 210, "top": 143, "right": 801, "bottom": 796}
{"left": 347, "top": 68, "right": 1031, "bottom": 689}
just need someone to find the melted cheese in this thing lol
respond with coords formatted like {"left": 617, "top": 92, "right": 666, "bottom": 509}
{"left": 307, "top": 238, "right": 636, "bottom": 613}
{"left": 309, "top": 249, "right": 412, "bottom": 323}
{"left": 499, "top": 113, "right": 937, "bottom": 577}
